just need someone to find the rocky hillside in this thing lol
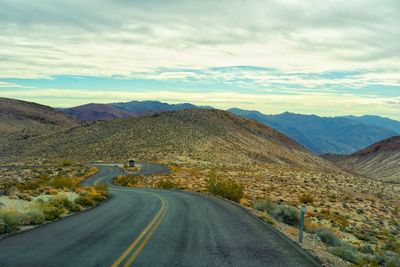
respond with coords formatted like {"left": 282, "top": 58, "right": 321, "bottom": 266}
{"left": 333, "top": 136, "right": 400, "bottom": 182}
{"left": 0, "top": 98, "right": 78, "bottom": 154}
{"left": 2, "top": 108, "right": 337, "bottom": 171}
{"left": 61, "top": 103, "right": 135, "bottom": 121}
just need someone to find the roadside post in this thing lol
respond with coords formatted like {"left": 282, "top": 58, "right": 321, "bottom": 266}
{"left": 299, "top": 206, "right": 306, "bottom": 243}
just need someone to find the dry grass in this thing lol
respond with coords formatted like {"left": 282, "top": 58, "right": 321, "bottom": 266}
{"left": 135, "top": 161, "right": 399, "bottom": 265}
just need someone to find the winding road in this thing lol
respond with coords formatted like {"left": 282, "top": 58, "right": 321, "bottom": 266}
{"left": 0, "top": 164, "right": 320, "bottom": 267}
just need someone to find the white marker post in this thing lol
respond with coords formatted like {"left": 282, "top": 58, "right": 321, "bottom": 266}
{"left": 299, "top": 206, "right": 306, "bottom": 243}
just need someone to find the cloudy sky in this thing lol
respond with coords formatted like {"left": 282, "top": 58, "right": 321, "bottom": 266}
{"left": 0, "top": 0, "right": 399, "bottom": 118}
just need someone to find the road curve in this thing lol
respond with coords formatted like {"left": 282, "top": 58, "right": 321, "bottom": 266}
{"left": 0, "top": 164, "right": 320, "bottom": 267}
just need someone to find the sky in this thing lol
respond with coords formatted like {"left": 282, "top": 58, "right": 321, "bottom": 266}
{"left": 0, "top": 0, "right": 399, "bottom": 119}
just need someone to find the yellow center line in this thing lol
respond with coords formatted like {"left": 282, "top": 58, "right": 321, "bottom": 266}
{"left": 95, "top": 166, "right": 112, "bottom": 185}
{"left": 122, "top": 199, "right": 169, "bottom": 267}
{"left": 111, "top": 192, "right": 168, "bottom": 267}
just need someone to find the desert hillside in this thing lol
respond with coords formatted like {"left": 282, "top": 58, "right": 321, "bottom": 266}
{"left": 0, "top": 97, "right": 79, "bottom": 153}
{"left": 334, "top": 136, "right": 400, "bottom": 182}
{"left": 1, "top": 106, "right": 336, "bottom": 171}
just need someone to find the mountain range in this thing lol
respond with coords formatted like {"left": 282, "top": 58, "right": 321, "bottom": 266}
{"left": 59, "top": 100, "right": 400, "bottom": 155}
{"left": 1, "top": 98, "right": 336, "bottom": 172}
{"left": 61, "top": 101, "right": 211, "bottom": 121}
{"left": 228, "top": 108, "right": 399, "bottom": 155}
{"left": 2, "top": 97, "right": 400, "bottom": 182}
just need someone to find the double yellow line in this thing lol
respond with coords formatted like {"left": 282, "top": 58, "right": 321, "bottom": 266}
{"left": 111, "top": 192, "right": 169, "bottom": 267}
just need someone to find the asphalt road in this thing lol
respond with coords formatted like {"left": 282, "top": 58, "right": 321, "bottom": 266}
{"left": 0, "top": 164, "right": 320, "bottom": 267}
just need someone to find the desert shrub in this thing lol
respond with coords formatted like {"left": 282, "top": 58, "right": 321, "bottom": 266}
{"left": 49, "top": 197, "right": 82, "bottom": 212}
{"left": 298, "top": 194, "right": 314, "bottom": 204}
{"left": 261, "top": 213, "right": 275, "bottom": 225}
{"left": 329, "top": 245, "right": 360, "bottom": 263}
{"left": 239, "top": 198, "right": 250, "bottom": 207}
{"left": 206, "top": 173, "right": 244, "bottom": 202}
{"left": 17, "top": 210, "right": 45, "bottom": 225}
{"left": 0, "top": 219, "right": 5, "bottom": 234}
{"left": 154, "top": 179, "right": 182, "bottom": 189}
{"left": 93, "top": 184, "right": 109, "bottom": 196}
{"left": 17, "top": 193, "right": 33, "bottom": 201}
{"left": 114, "top": 175, "right": 139, "bottom": 187}
{"left": 387, "top": 253, "right": 400, "bottom": 267}
{"left": 41, "top": 203, "right": 65, "bottom": 221}
{"left": 311, "top": 228, "right": 342, "bottom": 247}
{"left": 358, "top": 244, "right": 374, "bottom": 254}
{"left": 269, "top": 204, "right": 300, "bottom": 226}
{"left": 253, "top": 198, "right": 274, "bottom": 212}
{"left": 384, "top": 239, "right": 400, "bottom": 253}
{"left": 60, "top": 160, "right": 72, "bottom": 166}
{"left": 51, "top": 177, "right": 76, "bottom": 189}
{"left": 90, "top": 194, "right": 107, "bottom": 202}
{"left": 0, "top": 210, "right": 19, "bottom": 234}
{"left": 75, "top": 196, "right": 96, "bottom": 207}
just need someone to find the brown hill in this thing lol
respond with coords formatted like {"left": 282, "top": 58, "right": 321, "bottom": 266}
{"left": 1, "top": 107, "right": 337, "bottom": 171}
{"left": 0, "top": 98, "right": 78, "bottom": 153}
{"left": 62, "top": 103, "right": 136, "bottom": 121}
{"left": 334, "top": 136, "right": 400, "bottom": 182}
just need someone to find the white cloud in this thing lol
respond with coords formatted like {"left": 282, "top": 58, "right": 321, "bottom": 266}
{"left": 0, "top": 0, "right": 399, "bottom": 80}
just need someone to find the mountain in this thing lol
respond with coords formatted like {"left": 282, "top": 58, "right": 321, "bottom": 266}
{"left": 111, "top": 100, "right": 212, "bottom": 114}
{"left": 0, "top": 97, "right": 78, "bottom": 156}
{"left": 228, "top": 108, "right": 398, "bottom": 154}
{"left": 61, "top": 103, "right": 136, "bottom": 121}
{"left": 341, "top": 115, "right": 400, "bottom": 134}
{"left": 1, "top": 108, "right": 337, "bottom": 171}
{"left": 333, "top": 136, "right": 400, "bottom": 182}
{"left": 60, "top": 100, "right": 213, "bottom": 121}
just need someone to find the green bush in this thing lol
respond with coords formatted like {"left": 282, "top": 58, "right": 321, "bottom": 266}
{"left": 298, "top": 194, "right": 314, "bottom": 204}
{"left": 90, "top": 194, "right": 106, "bottom": 202}
{"left": 252, "top": 198, "right": 274, "bottom": 212}
{"left": 75, "top": 196, "right": 96, "bottom": 207}
{"left": 270, "top": 204, "right": 300, "bottom": 226}
{"left": 17, "top": 193, "right": 33, "bottom": 201}
{"left": 51, "top": 177, "right": 76, "bottom": 189}
{"left": 42, "top": 203, "right": 65, "bottom": 221}
{"left": 358, "top": 244, "right": 374, "bottom": 254}
{"left": 114, "top": 175, "right": 139, "bottom": 187}
{"left": 329, "top": 245, "right": 360, "bottom": 264}
{"left": 154, "top": 179, "right": 182, "bottom": 189}
{"left": 60, "top": 160, "right": 72, "bottom": 166}
{"left": 312, "top": 228, "right": 342, "bottom": 247}
{"left": 18, "top": 210, "right": 45, "bottom": 225}
{"left": 0, "top": 219, "right": 5, "bottom": 234}
{"left": 206, "top": 172, "right": 244, "bottom": 202}
{"left": 387, "top": 253, "right": 400, "bottom": 267}
{"left": 49, "top": 197, "right": 82, "bottom": 212}
{"left": 0, "top": 211, "right": 20, "bottom": 234}
{"left": 93, "top": 184, "right": 109, "bottom": 196}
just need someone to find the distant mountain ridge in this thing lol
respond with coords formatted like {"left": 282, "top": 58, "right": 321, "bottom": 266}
{"left": 58, "top": 100, "right": 400, "bottom": 155}
{"left": 341, "top": 115, "right": 400, "bottom": 134}
{"left": 228, "top": 108, "right": 398, "bottom": 155}
{"left": 61, "top": 103, "right": 135, "bottom": 121}
{"left": 61, "top": 100, "right": 212, "bottom": 121}
{"left": 0, "top": 101, "right": 338, "bottom": 172}
{"left": 111, "top": 100, "right": 212, "bottom": 114}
